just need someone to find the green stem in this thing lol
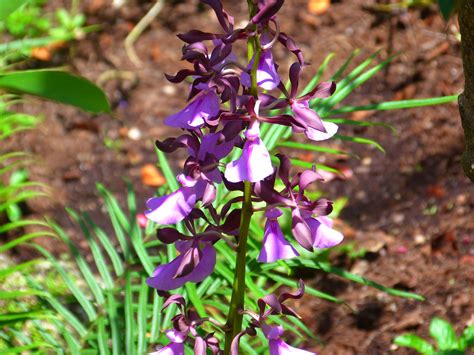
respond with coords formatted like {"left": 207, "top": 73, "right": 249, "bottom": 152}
{"left": 223, "top": 3, "right": 260, "bottom": 353}
{"left": 223, "top": 181, "right": 253, "bottom": 354}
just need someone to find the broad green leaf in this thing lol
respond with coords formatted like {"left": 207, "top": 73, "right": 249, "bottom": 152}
{"left": 0, "top": 0, "right": 29, "bottom": 21}
{"left": 438, "top": 0, "right": 461, "bottom": 20}
{"left": 462, "top": 325, "right": 474, "bottom": 347}
{"left": 429, "top": 317, "right": 459, "bottom": 350}
{"left": 0, "top": 71, "right": 110, "bottom": 114}
{"left": 394, "top": 334, "right": 435, "bottom": 354}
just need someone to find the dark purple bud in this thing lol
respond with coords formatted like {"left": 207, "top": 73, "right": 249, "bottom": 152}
{"left": 178, "top": 30, "right": 219, "bottom": 44}
{"left": 258, "top": 293, "right": 282, "bottom": 316}
{"left": 201, "top": 0, "right": 232, "bottom": 33}
{"left": 279, "top": 279, "right": 305, "bottom": 302}
{"left": 276, "top": 153, "right": 291, "bottom": 186}
{"left": 298, "top": 81, "right": 336, "bottom": 101}
{"left": 165, "top": 69, "right": 195, "bottom": 83}
{"left": 157, "top": 228, "right": 190, "bottom": 244}
{"left": 251, "top": 0, "right": 284, "bottom": 24}
{"left": 289, "top": 62, "right": 301, "bottom": 98}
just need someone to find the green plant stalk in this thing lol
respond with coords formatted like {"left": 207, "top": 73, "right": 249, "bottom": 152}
{"left": 223, "top": 180, "right": 253, "bottom": 354}
{"left": 223, "top": 4, "right": 260, "bottom": 352}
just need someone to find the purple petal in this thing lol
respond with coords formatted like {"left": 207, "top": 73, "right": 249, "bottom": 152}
{"left": 241, "top": 50, "right": 280, "bottom": 90}
{"left": 291, "top": 209, "right": 314, "bottom": 251}
{"left": 262, "top": 324, "right": 284, "bottom": 340}
{"left": 306, "top": 217, "right": 344, "bottom": 249}
{"left": 251, "top": 0, "right": 284, "bottom": 24}
{"left": 150, "top": 341, "right": 185, "bottom": 355}
{"left": 289, "top": 62, "right": 301, "bottom": 98}
{"left": 304, "top": 121, "right": 338, "bottom": 142}
{"left": 257, "top": 50, "right": 280, "bottom": 90}
{"left": 269, "top": 338, "right": 316, "bottom": 355}
{"left": 194, "top": 336, "right": 207, "bottom": 355}
{"left": 147, "top": 244, "right": 216, "bottom": 291}
{"left": 166, "top": 329, "right": 187, "bottom": 343}
{"left": 298, "top": 170, "right": 323, "bottom": 192}
{"left": 164, "top": 91, "right": 220, "bottom": 129}
{"left": 145, "top": 187, "right": 196, "bottom": 225}
{"left": 298, "top": 81, "right": 336, "bottom": 101}
{"left": 290, "top": 101, "right": 326, "bottom": 133}
{"left": 224, "top": 123, "right": 273, "bottom": 183}
{"left": 258, "top": 219, "right": 299, "bottom": 263}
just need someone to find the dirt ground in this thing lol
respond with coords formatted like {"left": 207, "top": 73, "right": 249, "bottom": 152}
{"left": 7, "top": 0, "right": 474, "bottom": 353}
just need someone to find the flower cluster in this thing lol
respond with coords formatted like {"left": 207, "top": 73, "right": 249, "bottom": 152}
{"left": 144, "top": 0, "right": 344, "bottom": 353}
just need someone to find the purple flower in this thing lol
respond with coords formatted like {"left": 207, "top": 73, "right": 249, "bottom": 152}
{"left": 164, "top": 90, "right": 220, "bottom": 129}
{"left": 241, "top": 36, "right": 280, "bottom": 91}
{"left": 225, "top": 121, "right": 274, "bottom": 183}
{"left": 150, "top": 330, "right": 186, "bottom": 355}
{"left": 283, "top": 63, "right": 337, "bottom": 141}
{"left": 254, "top": 155, "right": 343, "bottom": 252}
{"left": 145, "top": 175, "right": 207, "bottom": 225}
{"left": 263, "top": 325, "right": 316, "bottom": 355}
{"left": 290, "top": 101, "right": 338, "bottom": 141}
{"left": 258, "top": 208, "right": 299, "bottom": 263}
{"left": 147, "top": 237, "right": 216, "bottom": 291}
{"left": 153, "top": 295, "right": 222, "bottom": 354}
{"left": 306, "top": 215, "right": 344, "bottom": 249}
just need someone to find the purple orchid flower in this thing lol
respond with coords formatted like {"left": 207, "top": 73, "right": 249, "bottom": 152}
{"left": 147, "top": 127, "right": 241, "bottom": 225}
{"left": 258, "top": 208, "right": 299, "bottom": 263}
{"left": 225, "top": 120, "right": 274, "bottom": 183}
{"left": 241, "top": 34, "right": 280, "bottom": 91}
{"left": 241, "top": 49, "right": 280, "bottom": 90}
{"left": 263, "top": 324, "right": 316, "bottom": 355}
{"left": 145, "top": 174, "right": 207, "bottom": 225}
{"left": 232, "top": 281, "right": 315, "bottom": 354}
{"left": 151, "top": 295, "right": 222, "bottom": 354}
{"left": 275, "top": 62, "right": 338, "bottom": 141}
{"left": 147, "top": 229, "right": 219, "bottom": 291}
{"left": 254, "top": 155, "right": 344, "bottom": 252}
{"left": 150, "top": 329, "right": 186, "bottom": 355}
{"left": 164, "top": 89, "right": 220, "bottom": 129}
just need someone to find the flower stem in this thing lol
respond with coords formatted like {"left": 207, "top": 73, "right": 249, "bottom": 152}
{"left": 224, "top": 4, "right": 260, "bottom": 352}
{"left": 223, "top": 180, "right": 253, "bottom": 354}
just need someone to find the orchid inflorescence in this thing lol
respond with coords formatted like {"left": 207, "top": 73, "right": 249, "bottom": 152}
{"left": 144, "top": 0, "right": 344, "bottom": 353}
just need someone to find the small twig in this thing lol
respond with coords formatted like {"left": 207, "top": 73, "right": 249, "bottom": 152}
{"left": 124, "top": 0, "right": 165, "bottom": 66}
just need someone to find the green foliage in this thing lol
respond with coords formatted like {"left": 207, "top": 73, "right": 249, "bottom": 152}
{"left": 0, "top": 49, "right": 458, "bottom": 353}
{"left": 438, "top": 0, "right": 462, "bottom": 20}
{"left": 0, "top": 0, "right": 30, "bottom": 22}
{"left": 0, "top": 71, "right": 111, "bottom": 113}
{"left": 0, "top": 0, "right": 95, "bottom": 60}
{"left": 262, "top": 50, "right": 458, "bottom": 173}
{"left": 394, "top": 317, "right": 474, "bottom": 354}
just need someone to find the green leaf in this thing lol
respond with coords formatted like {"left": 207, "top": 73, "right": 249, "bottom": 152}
{"left": 462, "top": 325, "right": 474, "bottom": 347}
{"left": 438, "top": 0, "right": 461, "bottom": 20}
{"left": 394, "top": 334, "right": 435, "bottom": 354}
{"left": 125, "top": 272, "right": 136, "bottom": 355}
{"left": 32, "top": 244, "right": 97, "bottom": 322}
{"left": 0, "top": 0, "right": 29, "bottom": 21}
{"left": 429, "top": 317, "right": 459, "bottom": 350}
{"left": 137, "top": 278, "right": 149, "bottom": 355}
{"left": 0, "top": 70, "right": 110, "bottom": 114}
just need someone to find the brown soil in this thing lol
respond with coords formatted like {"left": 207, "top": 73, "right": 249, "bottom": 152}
{"left": 7, "top": 0, "right": 474, "bottom": 353}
